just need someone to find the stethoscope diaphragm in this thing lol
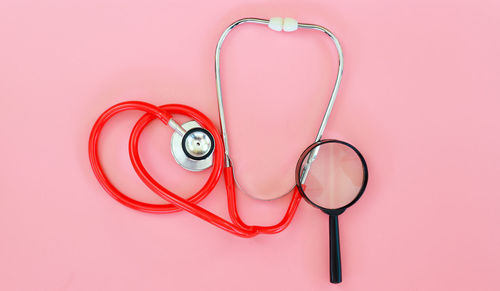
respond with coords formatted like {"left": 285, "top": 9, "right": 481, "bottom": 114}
{"left": 170, "top": 120, "right": 214, "bottom": 171}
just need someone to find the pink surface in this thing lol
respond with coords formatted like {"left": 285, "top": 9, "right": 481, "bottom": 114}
{"left": 1, "top": 0, "right": 499, "bottom": 290}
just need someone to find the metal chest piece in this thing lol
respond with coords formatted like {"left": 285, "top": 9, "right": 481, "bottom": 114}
{"left": 170, "top": 121, "right": 214, "bottom": 171}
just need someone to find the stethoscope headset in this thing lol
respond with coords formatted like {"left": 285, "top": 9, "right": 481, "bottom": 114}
{"left": 89, "top": 17, "right": 368, "bottom": 283}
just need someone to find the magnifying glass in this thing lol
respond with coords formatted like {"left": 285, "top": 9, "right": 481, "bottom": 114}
{"left": 295, "top": 139, "right": 368, "bottom": 283}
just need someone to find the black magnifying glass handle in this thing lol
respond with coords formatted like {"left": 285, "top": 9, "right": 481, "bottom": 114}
{"left": 329, "top": 215, "right": 342, "bottom": 283}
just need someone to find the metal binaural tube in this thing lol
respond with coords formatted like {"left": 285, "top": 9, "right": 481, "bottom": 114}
{"left": 297, "top": 23, "right": 344, "bottom": 143}
{"left": 215, "top": 18, "right": 268, "bottom": 166}
{"left": 215, "top": 17, "right": 344, "bottom": 195}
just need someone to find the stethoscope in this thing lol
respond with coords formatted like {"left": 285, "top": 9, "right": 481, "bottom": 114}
{"left": 89, "top": 17, "right": 368, "bottom": 284}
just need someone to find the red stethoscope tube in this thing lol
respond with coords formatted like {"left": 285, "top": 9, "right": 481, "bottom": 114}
{"left": 89, "top": 101, "right": 301, "bottom": 238}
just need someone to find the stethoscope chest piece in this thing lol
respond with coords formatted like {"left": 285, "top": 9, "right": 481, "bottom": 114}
{"left": 170, "top": 120, "right": 214, "bottom": 171}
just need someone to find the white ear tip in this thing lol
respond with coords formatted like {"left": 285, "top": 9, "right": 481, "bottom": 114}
{"left": 283, "top": 17, "right": 298, "bottom": 32}
{"left": 268, "top": 17, "right": 283, "bottom": 31}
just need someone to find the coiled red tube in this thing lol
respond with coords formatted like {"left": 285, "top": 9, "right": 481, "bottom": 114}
{"left": 89, "top": 101, "right": 301, "bottom": 238}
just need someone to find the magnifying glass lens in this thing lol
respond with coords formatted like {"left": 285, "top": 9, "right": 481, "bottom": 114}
{"left": 300, "top": 141, "right": 365, "bottom": 210}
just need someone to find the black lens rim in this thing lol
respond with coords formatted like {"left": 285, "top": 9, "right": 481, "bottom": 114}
{"left": 181, "top": 127, "right": 215, "bottom": 161}
{"left": 295, "top": 139, "right": 368, "bottom": 216}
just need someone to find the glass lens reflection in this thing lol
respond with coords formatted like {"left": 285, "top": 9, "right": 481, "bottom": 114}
{"left": 300, "top": 142, "right": 365, "bottom": 209}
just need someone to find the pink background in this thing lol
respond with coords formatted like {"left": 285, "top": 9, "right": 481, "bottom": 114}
{"left": 1, "top": 0, "right": 499, "bottom": 290}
